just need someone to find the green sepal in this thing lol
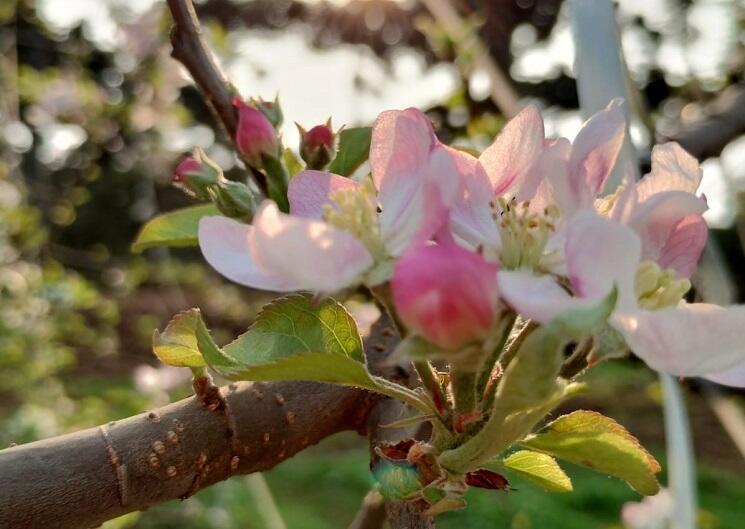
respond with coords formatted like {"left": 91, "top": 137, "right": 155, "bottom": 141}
{"left": 327, "top": 127, "right": 372, "bottom": 176}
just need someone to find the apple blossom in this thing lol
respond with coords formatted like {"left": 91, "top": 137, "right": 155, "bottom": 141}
{"left": 198, "top": 108, "right": 459, "bottom": 293}
{"left": 498, "top": 212, "right": 745, "bottom": 387}
{"left": 391, "top": 242, "right": 499, "bottom": 350}
{"left": 450, "top": 99, "right": 626, "bottom": 271}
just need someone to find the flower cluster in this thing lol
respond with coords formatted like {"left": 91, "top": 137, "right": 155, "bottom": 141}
{"left": 197, "top": 100, "right": 745, "bottom": 388}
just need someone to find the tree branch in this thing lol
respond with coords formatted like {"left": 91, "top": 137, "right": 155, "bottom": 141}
{"left": 166, "top": 0, "right": 269, "bottom": 194}
{"left": 663, "top": 83, "right": 745, "bottom": 160}
{"left": 0, "top": 315, "right": 411, "bottom": 529}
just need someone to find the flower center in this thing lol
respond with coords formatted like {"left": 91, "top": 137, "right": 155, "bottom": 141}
{"left": 494, "top": 197, "right": 558, "bottom": 271}
{"left": 322, "top": 177, "right": 388, "bottom": 261}
{"left": 635, "top": 260, "right": 691, "bottom": 310}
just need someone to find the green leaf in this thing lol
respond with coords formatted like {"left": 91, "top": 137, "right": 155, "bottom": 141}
{"left": 521, "top": 410, "right": 661, "bottom": 495}
{"left": 131, "top": 204, "right": 219, "bottom": 253}
{"left": 283, "top": 148, "right": 303, "bottom": 177}
{"left": 152, "top": 309, "right": 207, "bottom": 368}
{"left": 224, "top": 294, "right": 364, "bottom": 364}
{"left": 153, "top": 296, "right": 434, "bottom": 414}
{"left": 328, "top": 127, "right": 372, "bottom": 176}
{"left": 499, "top": 450, "right": 573, "bottom": 493}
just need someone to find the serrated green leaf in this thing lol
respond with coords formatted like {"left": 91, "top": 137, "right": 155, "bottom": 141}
{"left": 152, "top": 309, "right": 207, "bottom": 368}
{"left": 498, "top": 450, "right": 573, "bottom": 492}
{"left": 328, "top": 127, "right": 372, "bottom": 176}
{"left": 227, "top": 350, "right": 378, "bottom": 386}
{"left": 223, "top": 294, "right": 364, "bottom": 365}
{"left": 131, "top": 204, "right": 219, "bottom": 253}
{"left": 521, "top": 410, "right": 661, "bottom": 495}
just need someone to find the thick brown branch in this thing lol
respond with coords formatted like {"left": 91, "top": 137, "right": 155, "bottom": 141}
{"left": 0, "top": 380, "right": 374, "bottom": 529}
{"left": 166, "top": 0, "right": 268, "bottom": 194}
{"left": 0, "top": 317, "right": 407, "bottom": 529}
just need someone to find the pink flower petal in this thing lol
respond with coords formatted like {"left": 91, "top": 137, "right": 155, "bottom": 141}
{"left": 569, "top": 98, "right": 625, "bottom": 204}
{"left": 497, "top": 270, "right": 589, "bottom": 323}
{"left": 288, "top": 170, "right": 358, "bottom": 219}
{"left": 657, "top": 214, "right": 707, "bottom": 278}
{"left": 636, "top": 142, "right": 702, "bottom": 202}
{"left": 628, "top": 191, "right": 707, "bottom": 262}
{"left": 612, "top": 304, "right": 745, "bottom": 378}
{"left": 480, "top": 105, "right": 545, "bottom": 196}
{"left": 198, "top": 216, "right": 302, "bottom": 291}
{"left": 447, "top": 146, "right": 501, "bottom": 251}
{"left": 379, "top": 146, "right": 459, "bottom": 256}
{"left": 705, "top": 362, "right": 745, "bottom": 388}
{"left": 251, "top": 201, "right": 374, "bottom": 292}
{"left": 525, "top": 138, "right": 572, "bottom": 212}
{"left": 370, "top": 108, "right": 436, "bottom": 190}
{"left": 393, "top": 243, "right": 499, "bottom": 350}
{"left": 565, "top": 211, "right": 640, "bottom": 310}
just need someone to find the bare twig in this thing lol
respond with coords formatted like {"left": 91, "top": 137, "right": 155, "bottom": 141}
{"left": 166, "top": 0, "right": 269, "bottom": 194}
{"left": 419, "top": 0, "right": 520, "bottom": 118}
{"left": 348, "top": 489, "right": 387, "bottom": 529}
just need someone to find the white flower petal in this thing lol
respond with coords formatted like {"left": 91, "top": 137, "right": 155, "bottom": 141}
{"left": 198, "top": 216, "right": 302, "bottom": 291}
{"left": 251, "top": 201, "right": 374, "bottom": 292}
{"left": 612, "top": 304, "right": 745, "bottom": 378}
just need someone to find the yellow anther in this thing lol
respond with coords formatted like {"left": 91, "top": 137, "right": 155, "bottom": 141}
{"left": 635, "top": 260, "right": 691, "bottom": 310}
{"left": 322, "top": 177, "right": 387, "bottom": 260}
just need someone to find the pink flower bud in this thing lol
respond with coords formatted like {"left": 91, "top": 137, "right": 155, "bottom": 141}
{"left": 233, "top": 96, "right": 279, "bottom": 167}
{"left": 305, "top": 124, "right": 334, "bottom": 150}
{"left": 174, "top": 156, "right": 201, "bottom": 183}
{"left": 173, "top": 152, "right": 220, "bottom": 200}
{"left": 392, "top": 243, "right": 499, "bottom": 350}
{"left": 299, "top": 122, "right": 336, "bottom": 169}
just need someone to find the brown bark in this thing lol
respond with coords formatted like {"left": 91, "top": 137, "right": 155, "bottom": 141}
{"left": 0, "top": 311, "right": 415, "bottom": 529}
{"left": 0, "top": 380, "right": 375, "bottom": 529}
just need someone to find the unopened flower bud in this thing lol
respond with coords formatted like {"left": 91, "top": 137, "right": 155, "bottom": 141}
{"left": 233, "top": 96, "right": 279, "bottom": 168}
{"left": 211, "top": 180, "right": 257, "bottom": 221}
{"left": 392, "top": 243, "right": 499, "bottom": 351}
{"left": 210, "top": 180, "right": 256, "bottom": 221}
{"left": 252, "top": 95, "right": 283, "bottom": 128}
{"left": 173, "top": 149, "right": 221, "bottom": 200}
{"left": 299, "top": 121, "right": 337, "bottom": 169}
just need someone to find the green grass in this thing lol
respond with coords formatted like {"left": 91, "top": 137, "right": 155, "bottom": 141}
{"left": 132, "top": 430, "right": 745, "bottom": 529}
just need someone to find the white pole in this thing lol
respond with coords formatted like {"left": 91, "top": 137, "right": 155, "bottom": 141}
{"left": 570, "top": 2, "right": 698, "bottom": 528}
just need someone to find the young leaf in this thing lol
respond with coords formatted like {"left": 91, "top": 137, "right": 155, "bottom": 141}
{"left": 437, "top": 289, "right": 619, "bottom": 474}
{"left": 283, "top": 148, "right": 303, "bottom": 177}
{"left": 521, "top": 410, "right": 661, "bottom": 495}
{"left": 224, "top": 294, "right": 364, "bottom": 364}
{"left": 327, "top": 127, "right": 372, "bottom": 176}
{"left": 498, "top": 450, "right": 573, "bottom": 493}
{"left": 131, "top": 204, "right": 219, "bottom": 253}
{"left": 152, "top": 309, "right": 207, "bottom": 368}
{"left": 153, "top": 297, "right": 434, "bottom": 414}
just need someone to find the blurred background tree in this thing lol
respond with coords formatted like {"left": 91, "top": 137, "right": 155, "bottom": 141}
{"left": 1, "top": 1, "right": 744, "bottom": 528}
